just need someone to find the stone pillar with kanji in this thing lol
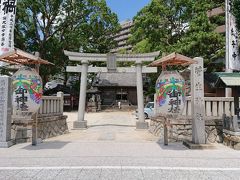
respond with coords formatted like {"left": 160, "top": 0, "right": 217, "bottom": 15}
{"left": 0, "top": 76, "right": 13, "bottom": 148}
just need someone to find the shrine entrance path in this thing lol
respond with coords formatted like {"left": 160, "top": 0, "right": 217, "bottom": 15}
{"left": 54, "top": 111, "right": 158, "bottom": 142}
{"left": 0, "top": 111, "right": 240, "bottom": 179}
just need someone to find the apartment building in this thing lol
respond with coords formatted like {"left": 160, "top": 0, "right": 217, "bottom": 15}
{"left": 110, "top": 20, "right": 133, "bottom": 53}
{"left": 207, "top": 5, "right": 225, "bottom": 33}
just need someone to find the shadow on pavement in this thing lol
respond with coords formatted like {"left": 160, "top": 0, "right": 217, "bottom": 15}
{"left": 156, "top": 141, "right": 188, "bottom": 151}
{"left": 21, "top": 141, "right": 70, "bottom": 150}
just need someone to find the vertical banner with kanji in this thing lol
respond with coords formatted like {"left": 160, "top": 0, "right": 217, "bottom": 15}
{"left": 226, "top": 0, "right": 240, "bottom": 70}
{"left": 0, "top": 0, "right": 17, "bottom": 57}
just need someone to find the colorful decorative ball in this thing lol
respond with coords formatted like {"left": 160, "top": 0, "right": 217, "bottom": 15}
{"left": 12, "top": 67, "right": 42, "bottom": 117}
{"left": 155, "top": 71, "right": 186, "bottom": 115}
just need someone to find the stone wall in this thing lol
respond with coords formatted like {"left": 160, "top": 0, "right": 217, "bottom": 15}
{"left": 11, "top": 115, "right": 68, "bottom": 144}
{"left": 149, "top": 116, "right": 223, "bottom": 143}
{"left": 223, "top": 131, "right": 240, "bottom": 150}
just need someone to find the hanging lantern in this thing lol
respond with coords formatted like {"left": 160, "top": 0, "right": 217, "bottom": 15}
{"left": 155, "top": 71, "right": 186, "bottom": 115}
{"left": 12, "top": 67, "right": 43, "bottom": 117}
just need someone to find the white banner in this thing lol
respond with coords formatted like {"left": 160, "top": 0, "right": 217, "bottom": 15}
{"left": 0, "top": 0, "right": 17, "bottom": 66}
{"left": 226, "top": 0, "right": 240, "bottom": 70}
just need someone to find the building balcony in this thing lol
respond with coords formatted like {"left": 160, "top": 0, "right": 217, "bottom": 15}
{"left": 114, "top": 29, "right": 131, "bottom": 38}
{"left": 110, "top": 45, "right": 133, "bottom": 53}
{"left": 118, "top": 40, "right": 127, "bottom": 46}
{"left": 114, "top": 34, "right": 132, "bottom": 42}
{"left": 207, "top": 7, "right": 225, "bottom": 17}
{"left": 214, "top": 25, "right": 226, "bottom": 33}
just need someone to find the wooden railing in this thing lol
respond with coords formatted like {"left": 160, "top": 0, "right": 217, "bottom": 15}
{"left": 182, "top": 97, "right": 235, "bottom": 118}
{"left": 38, "top": 92, "right": 64, "bottom": 117}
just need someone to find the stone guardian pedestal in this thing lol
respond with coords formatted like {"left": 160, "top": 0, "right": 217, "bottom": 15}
{"left": 0, "top": 76, "right": 13, "bottom": 148}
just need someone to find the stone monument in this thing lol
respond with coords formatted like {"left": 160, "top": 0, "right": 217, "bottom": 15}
{"left": 191, "top": 57, "right": 205, "bottom": 144}
{"left": 0, "top": 76, "right": 13, "bottom": 148}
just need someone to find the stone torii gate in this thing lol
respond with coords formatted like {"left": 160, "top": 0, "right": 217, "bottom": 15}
{"left": 64, "top": 51, "right": 159, "bottom": 130}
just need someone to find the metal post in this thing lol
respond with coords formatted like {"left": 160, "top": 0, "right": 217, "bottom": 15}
{"left": 73, "top": 60, "right": 88, "bottom": 129}
{"left": 136, "top": 62, "right": 148, "bottom": 129}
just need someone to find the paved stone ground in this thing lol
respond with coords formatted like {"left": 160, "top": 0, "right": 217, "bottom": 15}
{"left": 0, "top": 111, "right": 240, "bottom": 180}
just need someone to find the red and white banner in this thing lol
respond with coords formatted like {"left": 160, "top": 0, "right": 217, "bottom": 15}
{"left": 226, "top": 0, "right": 240, "bottom": 70}
{"left": 0, "top": 0, "right": 17, "bottom": 66}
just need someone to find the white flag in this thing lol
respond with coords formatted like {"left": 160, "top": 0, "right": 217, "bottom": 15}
{"left": 0, "top": 0, "right": 17, "bottom": 66}
{"left": 226, "top": 0, "right": 240, "bottom": 70}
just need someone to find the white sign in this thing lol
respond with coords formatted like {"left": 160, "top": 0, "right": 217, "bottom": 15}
{"left": 0, "top": 0, "right": 17, "bottom": 66}
{"left": 226, "top": 0, "right": 240, "bottom": 70}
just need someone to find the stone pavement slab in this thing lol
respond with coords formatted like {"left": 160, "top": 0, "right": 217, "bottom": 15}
{"left": 100, "top": 169, "right": 121, "bottom": 180}
{"left": 0, "top": 169, "right": 21, "bottom": 180}
{"left": 121, "top": 169, "right": 144, "bottom": 180}
{"left": 55, "top": 169, "right": 83, "bottom": 180}
{"left": 0, "top": 167, "right": 240, "bottom": 180}
{"left": 76, "top": 169, "right": 102, "bottom": 180}
{"left": 0, "top": 111, "right": 240, "bottom": 179}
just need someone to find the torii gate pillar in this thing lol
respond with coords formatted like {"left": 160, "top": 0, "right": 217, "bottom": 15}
{"left": 136, "top": 62, "right": 148, "bottom": 129}
{"left": 73, "top": 60, "right": 88, "bottom": 129}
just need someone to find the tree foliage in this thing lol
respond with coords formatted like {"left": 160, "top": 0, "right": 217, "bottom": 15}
{"left": 130, "top": 0, "right": 225, "bottom": 67}
{"left": 15, "top": 0, "right": 119, "bottom": 83}
{"left": 129, "top": 0, "right": 225, "bottom": 96}
{"left": 129, "top": 0, "right": 193, "bottom": 53}
{"left": 233, "top": 0, "right": 240, "bottom": 30}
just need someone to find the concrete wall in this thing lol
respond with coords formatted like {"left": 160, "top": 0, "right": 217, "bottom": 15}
{"left": 149, "top": 117, "right": 223, "bottom": 143}
{"left": 11, "top": 115, "right": 68, "bottom": 144}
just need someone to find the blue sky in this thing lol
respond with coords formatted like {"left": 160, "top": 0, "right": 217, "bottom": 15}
{"left": 106, "top": 0, "right": 150, "bottom": 22}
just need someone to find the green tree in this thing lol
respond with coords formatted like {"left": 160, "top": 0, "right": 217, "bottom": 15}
{"left": 129, "top": 0, "right": 193, "bottom": 53}
{"left": 15, "top": 0, "right": 119, "bottom": 83}
{"left": 130, "top": 0, "right": 225, "bottom": 65}
{"left": 130, "top": 0, "right": 225, "bottom": 95}
{"left": 233, "top": 0, "right": 240, "bottom": 30}
{"left": 173, "top": 0, "right": 225, "bottom": 67}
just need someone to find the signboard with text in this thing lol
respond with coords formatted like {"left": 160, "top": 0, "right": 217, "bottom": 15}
{"left": 226, "top": 0, "right": 240, "bottom": 70}
{"left": 0, "top": 0, "right": 17, "bottom": 66}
